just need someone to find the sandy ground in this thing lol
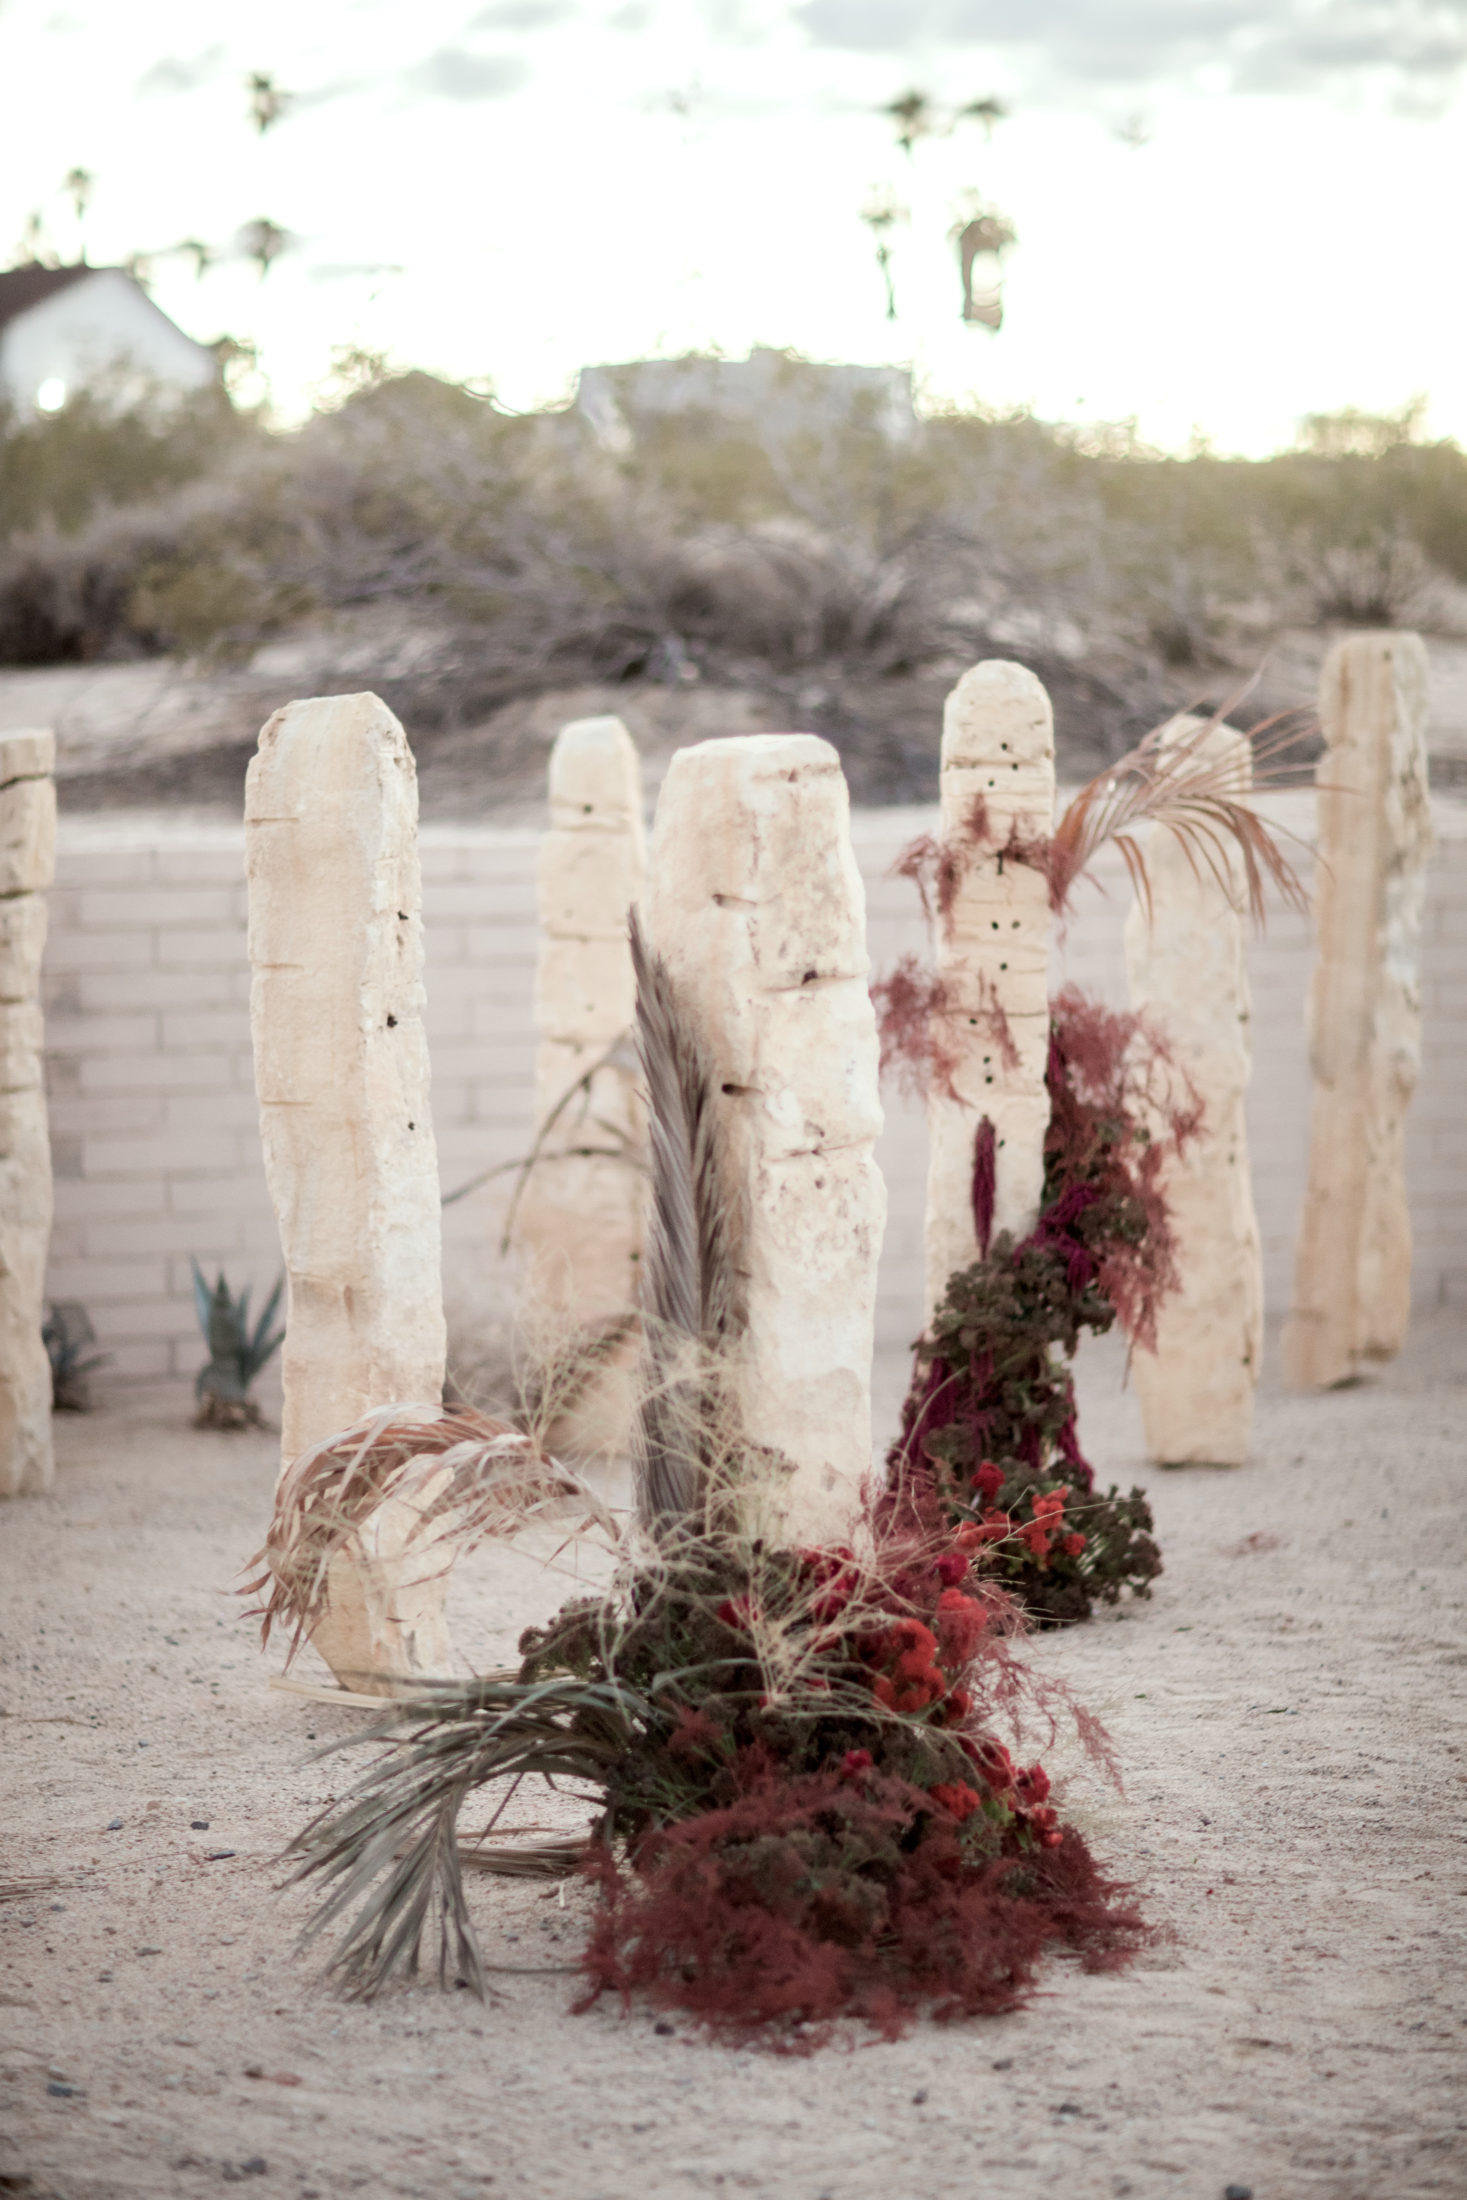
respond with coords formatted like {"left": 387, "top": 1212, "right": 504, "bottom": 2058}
{"left": 3, "top": 1317, "right": 1465, "bottom": 2200}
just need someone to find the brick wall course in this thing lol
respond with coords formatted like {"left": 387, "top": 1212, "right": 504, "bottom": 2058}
{"left": 39, "top": 801, "right": 1466, "bottom": 1384}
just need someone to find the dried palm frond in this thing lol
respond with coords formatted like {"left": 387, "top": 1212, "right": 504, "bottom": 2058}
{"left": 1048, "top": 706, "right": 1315, "bottom": 924}
{"left": 287, "top": 1671, "right": 651, "bottom": 1997}
{"left": 243, "top": 1405, "right": 619, "bottom": 1667}
{"left": 628, "top": 908, "right": 744, "bottom": 1530}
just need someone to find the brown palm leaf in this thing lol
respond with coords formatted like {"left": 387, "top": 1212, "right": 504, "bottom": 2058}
{"left": 243, "top": 1404, "right": 618, "bottom": 1667}
{"left": 1049, "top": 706, "right": 1316, "bottom": 924}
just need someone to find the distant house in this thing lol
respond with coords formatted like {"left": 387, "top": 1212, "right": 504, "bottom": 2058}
{"left": 0, "top": 264, "right": 218, "bottom": 418}
{"left": 575, "top": 347, "right": 917, "bottom": 453}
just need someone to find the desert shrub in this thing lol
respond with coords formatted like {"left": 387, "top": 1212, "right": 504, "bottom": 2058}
{"left": 3, "top": 366, "right": 1460, "bottom": 695}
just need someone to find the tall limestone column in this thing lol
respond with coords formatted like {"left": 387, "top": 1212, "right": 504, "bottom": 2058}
{"left": 643, "top": 734, "right": 886, "bottom": 1544}
{"left": 925, "top": 661, "right": 1055, "bottom": 1317}
{"left": 1125, "top": 716, "right": 1262, "bottom": 1464}
{"left": 515, "top": 715, "right": 646, "bottom": 1329}
{"left": 246, "top": 693, "right": 451, "bottom": 1688}
{"left": 1283, "top": 633, "right": 1433, "bottom": 1389}
{"left": 0, "top": 730, "right": 56, "bottom": 1500}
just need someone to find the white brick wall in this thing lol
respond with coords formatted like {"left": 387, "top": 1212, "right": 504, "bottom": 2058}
{"left": 39, "top": 799, "right": 1466, "bottom": 1383}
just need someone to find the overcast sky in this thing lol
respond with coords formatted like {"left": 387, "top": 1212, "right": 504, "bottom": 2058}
{"left": 4, "top": 0, "right": 1465, "bottom": 451}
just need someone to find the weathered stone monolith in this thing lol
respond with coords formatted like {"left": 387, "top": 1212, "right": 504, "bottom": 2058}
{"left": 246, "top": 693, "right": 451, "bottom": 1687}
{"left": 643, "top": 734, "right": 886, "bottom": 1544}
{"left": 925, "top": 661, "right": 1054, "bottom": 1317}
{"left": 0, "top": 730, "right": 56, "bottom": 1500}
{"left": 1125, "top": 716, "right": 1262, "bottom": 1463}
{"left": 1283, "top": 632, "right": 1433, "bottom": 1389}
{"left": 515, "top": 715, "right": 646, "bottom": 1328}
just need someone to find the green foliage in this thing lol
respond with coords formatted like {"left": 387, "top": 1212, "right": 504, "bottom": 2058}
{"left": 0, "top": 384, "right": 259, "bottom": 541}
{"left": 191, "top": 1260, "right": 284, "bottom": 1427}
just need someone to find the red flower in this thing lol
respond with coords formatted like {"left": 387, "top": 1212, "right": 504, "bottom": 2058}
{"left": 960, "top": 1735, "right": 1016, "bottom": 1793}
{"left": 1063, "top": 1531, "right": 1086, "bottom": 1558}
{"left": 935, "top": 1588, "right": 989, "bottom": 1667}
{"left": 1025, "top": 1803, "right": 1063, "bottom": 1848}
{"left": 933, "top": 1550, "right": 969, "bottom": 1588}
{"left": 1033, "top": 1491, "right": 1066, "bottom": 1524}
{"left": 1014, "top": 1762, "right": 1051, "bottom": 1806}
{"left": 715, "top": 1594, "right": 756, "bottom": 1630}
{"left": 841, "top": 1748, "right": 873, "bottom": 1778}
{"left": 1018, "top": 1521, "right": 1052, "bottom": 1560}
{"left": 973, "top": 1461, "right": 1005, "bottom": 1503}
{"left": 939, "top": 1686, "right": 972, "bottom": 1727}
{"left": 929, "top": 1781, "right": 984, "bottom": 1823}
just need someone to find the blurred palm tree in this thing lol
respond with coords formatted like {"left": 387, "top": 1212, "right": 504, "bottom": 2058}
{"left": 860, "top": 189, "right": 907, "bottom": 320}
{"left": 246, "top": 71, "right": 291, "bottom": 134}
{"left": 238, "top": 217, "right": 291, "bottom": 279}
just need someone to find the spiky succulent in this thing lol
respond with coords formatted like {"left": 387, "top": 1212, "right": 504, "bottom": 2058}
{"left": 192, "top": 1261, "right": 285, "bottom": 1428}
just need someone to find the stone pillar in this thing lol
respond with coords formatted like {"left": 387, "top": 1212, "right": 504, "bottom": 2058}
{"left": 1283, "top": 633, "right": 1433, "bottom": 1389}
{"left": 515, "top": 715, "right": 645, "bottom": 1328}
{"left": 643, "top": 734, "right": 886, "bottom": 1545}
{"left": 925, "top": 661, "right": 1054, "bottom": 1317}
{"left": 246, "top": 693, "right": 450, "bottom": 1689}
{"left": 0, "top": 731, "right": 56, "bottom": 1500}
{"left": 1125, "top": 716, "right": 1262, "bottom": 1464}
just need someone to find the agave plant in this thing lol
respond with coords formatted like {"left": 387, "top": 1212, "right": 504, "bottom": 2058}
{"left": 42, "top": 1301, "right": 111, "bottom": 1413}
{"left": 192, "top": 1262, "right": 285, "bottom": 1430}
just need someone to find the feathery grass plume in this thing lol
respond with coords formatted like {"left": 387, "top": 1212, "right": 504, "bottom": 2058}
{"left": 627, "top": 906, "right": 745, "bottom": 1531}
{"left": 243, "top": 1405, "right": 618, "bottom": 1669}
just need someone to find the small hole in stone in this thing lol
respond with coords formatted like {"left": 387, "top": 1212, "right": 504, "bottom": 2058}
{"left": 801, "top": 969, "right": 817, "bottom": 984}
{"left": 397, "top": 911, "right": 408, "bottom": 921}
{"left": 407, "top": 1120, "right": 415, "bottom": 1130}
{"left": 583, "top": 803, "right": 593, "bottom": 813}
{"left": 386, "top": 1014, "right": 397, "bottom": 1028}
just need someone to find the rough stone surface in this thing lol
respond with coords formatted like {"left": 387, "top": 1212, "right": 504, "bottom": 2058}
{"left": 0, "top": 728, "right": 54, "bottom": 1499}
{"left": 643, "top": 734, "right": 885, "bottom": 1543}
{"left": 310, "top": 1457, "right": 460, "bottom": 1688}
{"left": 515, "top": 716, "right": 646, "bottom": 1333}
{"left": 1284, "top": 633, "right": 1433, "bottom": 1388}
{"left": 1125, "top": 716, "right": 1262, "bottom": 1464}
{"left": 925, "top": 661, "right": 1054, "bottom": 1317}
{"left": 245, "top": 693, "right": 449, "bottom": 1688}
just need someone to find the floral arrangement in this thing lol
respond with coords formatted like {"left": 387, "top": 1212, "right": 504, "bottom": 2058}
{"left": 880, "top": 988, "right": 1193, "bottom": 1624}
{"left": 273, "top": 921, "right": 1147, "bottom": 2040}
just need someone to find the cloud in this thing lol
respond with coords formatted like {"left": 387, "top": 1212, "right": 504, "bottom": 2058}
{"left": 794, "top": 0, "right": 1467, "bottom": 101}
{"left": 135, "top": 45, "right": 229, "bottom": 96}
{"left": 405, "top": 46, "right": 532, "bottom": 98}
{"left": 470, "top": 0, "right": 573, "bottom": 25}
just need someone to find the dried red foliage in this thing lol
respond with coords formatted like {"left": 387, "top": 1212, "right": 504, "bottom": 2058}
{"left": 870, "top": 955, "right": 963, "bottom": 1101}
{"left": 1043, "top": 986, "right": 1202, "bottom": 1354}
{"left": 881, "top": 986, "right": 1188, "bottom": 1624}
{"left": 578, "top": 1770, "right": 1147, "bottom": 2044}
{"left": 871, "top": 963, "right": 1019, "bottom": 1103}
